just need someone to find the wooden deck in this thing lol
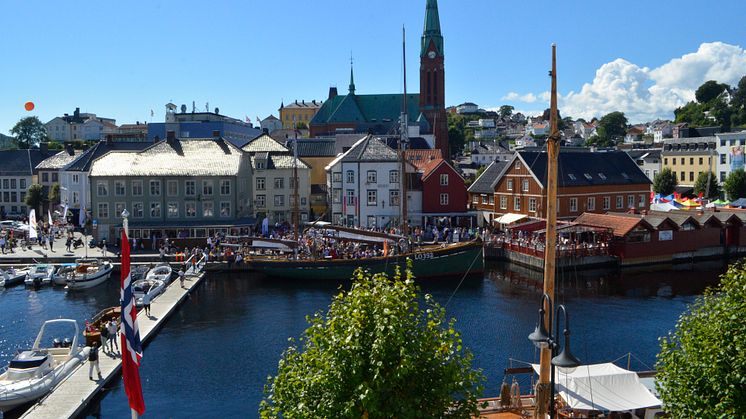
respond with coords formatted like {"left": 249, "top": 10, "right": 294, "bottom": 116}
{"left": 19, "top": 263, "right": 207, "bottom": 419}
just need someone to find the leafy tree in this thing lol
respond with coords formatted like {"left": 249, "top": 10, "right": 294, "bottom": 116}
{"left": 723, "top": 169, "right": 746, "bottom": 200}
{"left": 24, "top": 184, "right": 46, "bottom": 214}
{"left": 656, "top": 260, "right": 746, "bottom": 417}
{"left": 448, "top": 126, "right": 466, "bottom": 156}
{"left": 10, "top": 116, "right": 48, "bottom": 149}
{"left": 541, "top": 108, "right": 565, "bottom": 130}
{"left": 596, "top": 111, "right": 627, "bottom": 144}
{"left": 710, "top": 97, "right": 733, "bottom": 129}
{"left": 585, "top": 135, "right": 613, "bottom": 148}
{"left": 693, "top": 171, "right": 720, "bottom": 199}
{"left": 695, "top": 80, "right": 728, "bottom": 104}
{"left": 260, "top": 266, "right": 485, "bottom": 418}
{"left": 653, "top": 167, "right": 678, "bottom": 196}
{"left": 294, "top": 121, "right": 308, "bottom": 129}
{"left": 498, "top": 105, "right": 514, "bottom": 119}
{"left": 48, "top": 183, "right": 61, "bottom": 207}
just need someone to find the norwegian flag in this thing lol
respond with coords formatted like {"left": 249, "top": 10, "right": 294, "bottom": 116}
{"left": 120, "top": 230, "right": 145, "bottom": 415}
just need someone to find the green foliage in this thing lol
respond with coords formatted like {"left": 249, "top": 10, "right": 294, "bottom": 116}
{"left": 260, "top": 266, "right": 485, "bottom": 418}
{"left": 48, "top": 183, "right": 61, "bottom": 206}
{"left": 498, "top": 105, "right": 514, "bottom": 118}
{"left": 656, "top": 260, "right": 746, "bottom": 417}
{"left": 653, "top": 167, "right": 678, "bottom": 196}
{"left": 294, "top": 121, "right": 308, "bottom": 129}
{"left": 448, "top": 113, "right": 479, "bottom": 156}
{"left": 585, "top": 135, "right": 614, "bottom": 148}
{"left": 24, "top": 184, "right": 46, "bottom": 212}
{"left": 723, "top": 169, "right": 746, "bottom": 200}
{"left": 466, "top": 165, "right": 488, "bottom": 187}
{"left": 596, "top": 111, "right": 627, "bottom": 144}
{"left": 695, "top": 80, "right": 728, "bottom": 104}
{"left": 10, "top": 116, "right": 48, "bottom": 149}
{"left": 692, "top": 171, "right": 720, "bottom": 199}
{"left": 674, "top": 101, "right": 709, "bottom": 125}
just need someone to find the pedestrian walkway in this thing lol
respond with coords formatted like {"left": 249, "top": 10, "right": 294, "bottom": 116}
{"left": 20, "top": 264, "right": 206, "bottom": 419}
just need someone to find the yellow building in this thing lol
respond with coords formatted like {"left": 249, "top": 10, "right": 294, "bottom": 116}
{"left": 280, "top": 100, "right": 323, "bottom": 129}
{"left": 293, "top": 139, "right": 336, "bottom": 218}
{"left": 661, "top": 137, "right": 717, "bottom": 187}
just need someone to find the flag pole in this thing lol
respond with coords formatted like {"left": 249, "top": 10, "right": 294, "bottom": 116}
{"left": 122, "top": 208, "right": 136, "bottom": 419}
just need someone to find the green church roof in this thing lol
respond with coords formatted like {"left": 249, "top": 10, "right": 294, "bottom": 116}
{"left": 311, "top": 93, "right": 421, "bottom": 125}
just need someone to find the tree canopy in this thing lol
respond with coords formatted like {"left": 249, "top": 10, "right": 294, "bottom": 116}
{"left": 24, "top": 184, "right": 46, "bottom": 213}
{"left": 10, "top": 116, "right": 48, "bottom": 149}
{"left": 656, "top": 260, "right": 746, "bottom": 417}
{"left": 595, "top": 111, "right": 628, "bottom": 145}
{"left": 692, "top": 171, "right": 721, "bottom": 199}
{"left": 48, "top": 183, "right": 61, "bottom": 207}
{"left": 675, "top": 77, "right": 746, "bottom": 128}
{"left": 498, "top": 105, "right": 514, "bottom": 119}
{"left": 723, "top": 169, "right": 746, "bottom": 200}
{"left": 260, "top": 266, "right": 485, "bottom": 418}
{"left": 653, "top": 167, "right": 678, "bottom": 196}
{"left": 694, "top": 80, "right": 728, "bottom": 104}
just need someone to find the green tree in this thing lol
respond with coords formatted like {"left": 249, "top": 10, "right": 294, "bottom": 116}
{"left": 10, "top": 116, "right": 48, "bottom": 149}
{"left": 723, "top": 169, "right": 746, "bottom": 200}
{"left": 294, "top": 121, "right": 308, "bottom": 129}
{"left": 498, "top": 105, "right": 514, "bottom": 119}
{"left": 260, "top": 266, "right": 485, "bottom": 418}
{"left": 695, "top": 80, "right": 728, "bottom": 104}
{"left": 656, "top": 260, "right": 746, "bottom": 417}
{"left": 596, "top": 111, "right": 628, "bottom": 144}
{"left": 585, "top": 135, "right": 613, "bottom": 148}
{"left": 48, "top": 183, "right": 61, "bottom": 207}
{"left": 24, "top": 184, "right": 46, "bottom": 214}
{"left": 652, "top": 167, "right": 678, "bottom": 196}
{"left": 693, "top": 171, "right": 720, "bottom": 199}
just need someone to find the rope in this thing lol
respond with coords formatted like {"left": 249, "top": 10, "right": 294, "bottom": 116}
{"left": 444, "top": 247, "right": 483, "bottom": 308}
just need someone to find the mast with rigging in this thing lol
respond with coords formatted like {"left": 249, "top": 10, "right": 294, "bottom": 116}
{"left": 400, "top": 25, "right": 409, "bottom": 235}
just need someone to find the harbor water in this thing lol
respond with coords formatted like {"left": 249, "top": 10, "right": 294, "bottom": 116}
{"left": 0, "top": 260, "right": 725, "bottom": 418}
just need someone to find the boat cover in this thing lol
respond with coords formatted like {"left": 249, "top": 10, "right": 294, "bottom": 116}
{"left": 531, "top": 363, "right": 661, "bottom": 411}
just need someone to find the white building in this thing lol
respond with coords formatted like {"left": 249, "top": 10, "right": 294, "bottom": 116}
{"left": 326, "top": 135, "right": 422, "bottom": 228}
{"left": 44, "top": 107, "right": 117, "bottom": 141}
{"left": 260, "top": 115, "right": 283, "bottom": 133}
{"left": 456, "top": 102, "right": 479, "bottom": 115}
{"left": 715, "top": 130, "right": 746, "bottom": 182}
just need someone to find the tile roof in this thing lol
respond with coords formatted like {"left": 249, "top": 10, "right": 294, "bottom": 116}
{"left": 420, "top": 158, "right": 463, "bottom": 183}
{"left": 242, "top": 134, "right": 289, "bottom": 154}
{"left": 467, "top": 160, "right": 508, "bottom": 194}
{"left": 311, "top": 93, "right": 420, "bottom": 125}
{"left": 0, "top": 149, "right": 55, "bottom": 176}
{"left": 340, "top": 135, "right": 398, "bottom": 162}
{"left": 65, "top": 141, "right": 152, "bottom": 172}
{"left": 35, "top": 148, "right": 83, "bottom": 170}
{"left": 404, "top": 149, "right": 442, "bottom": 170}
{"left": 383, "top": 136, "right": 432, "bottom": 150}
{"left": 517, "top": 150, "right": 651, "bottom": 188}
{"left": 90, "top": 139, "right": 245, "bottom": 177}
{"left": 291, "top": 139, "right": 337, "bottom": 157}
{"left": 251, "top": 154, "right": 309, "bottom": 170}
{"left": 573, "top": 212, "right": 652, "bottom": 237}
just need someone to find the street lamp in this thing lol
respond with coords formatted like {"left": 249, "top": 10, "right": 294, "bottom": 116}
{"left": 528, "top": 293, "right": 581, "bottom": 419}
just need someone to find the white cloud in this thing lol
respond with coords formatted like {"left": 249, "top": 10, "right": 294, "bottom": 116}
{"left": 502, "top": 91, "right": 538, "bottom": 103}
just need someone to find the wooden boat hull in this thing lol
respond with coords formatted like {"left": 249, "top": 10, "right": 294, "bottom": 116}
{"left": 248, "top": 241, "right": 484, "bottom": 280}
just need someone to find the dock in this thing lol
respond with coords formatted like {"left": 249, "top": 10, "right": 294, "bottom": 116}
{"left": 19, "top": 261, "right": 207, "bottom": 419}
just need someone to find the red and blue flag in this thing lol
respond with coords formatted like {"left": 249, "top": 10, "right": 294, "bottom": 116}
{"left": 120, "top": 230, "right": 145, "bottom": 415}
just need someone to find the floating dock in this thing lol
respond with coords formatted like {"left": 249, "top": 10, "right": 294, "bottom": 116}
{"left": 19, "top": 263, "right": 207, "bottom": 419}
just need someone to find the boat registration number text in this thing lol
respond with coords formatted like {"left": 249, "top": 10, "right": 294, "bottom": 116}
{"left": 414, "top": 252, "right": 434, "bottom": 260}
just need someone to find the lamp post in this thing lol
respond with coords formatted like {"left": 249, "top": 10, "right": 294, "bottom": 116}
{"left": 528, "top": 293, "right": 582, "bottom": 419}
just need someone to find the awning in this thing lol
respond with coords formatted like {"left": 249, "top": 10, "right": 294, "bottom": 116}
{"left": 531, "top": 363, "right": 661, "bottom": 411}
{"left": 495, "top": 213, "right": 528, "bottom": 225}
{"left": 482, "top": 211, "right": 492, "bottom": 223}
{"left": 650, "top": 202, "right": 679, "bottom": 212}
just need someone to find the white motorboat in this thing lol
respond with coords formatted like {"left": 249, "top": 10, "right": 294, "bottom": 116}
{"left": 23, "top": 265, "right": 55, "bottom": 287}
{"left": 65, "top": 259, "right": 113, "bottom": 290}
{"left": 0, "top": 319, "right": 90, "bottom": 412}
{"left": 146, "top": 264, "right": 172, "bottom": 283}
{"left": 0, "top": 268, "right": 27, "bottom": 288}
{"left": 133, "top": 278, "right": 167, "bottom": 308}
{"left": 51, "top": 263, "right": 78, "bottom": 286}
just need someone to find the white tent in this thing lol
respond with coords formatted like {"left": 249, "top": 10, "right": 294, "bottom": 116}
{"left": 495, "top": 213, "right": 528, "bottom": 225}
{"left": 532, "top": 363, "right": 661, "bottom": 412}
{"left": 650, "top": 202, "right": 679, "bottom": 212}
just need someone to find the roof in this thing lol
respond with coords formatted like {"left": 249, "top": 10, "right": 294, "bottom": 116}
{"left": 291, "top": 139, "right": 336, "bottom": 157}
{"left": 65, "top": 141, "right": 152, "bottom": 172}
{"left": 383, "top": 136, "right": 432, "bottom": 150}
{"left": 35, "top": 148, "right": 83, "bottom": 170}
{"left": 241, "top": 134, "right": 289, "bottom": 154}
{"left": 262, "top": 115, "right": 279, "bottom": 121}
{"left": 90, "top": 139, "right": 245, "bottom": 177}
{"left": 516, "top": 150, "right": 651, "bottom": 188}
{"left": 310, "top": 93, "right": 420, "bottom": 126}
{"left": 573, "top": 212, "right": 653, "bottom": 237}
{"left": 251, "top": 154, "right": 309, "bottom": 170}
{"left": 340, "top": 135, "right": 398, "bottom": 162}
{"left": 283, "top": 100, "right": 322, "bottom": 109}
{"left": 467, "top": 160, "right": 508, "bottom": 194}
{"left": 404, "top": 149, "right": 443, "bottom": 170}
{"left": 420, "top": 158, "right": 462, "bottom": 183}
{"left": 0, "top": 149, "right": 55, "bottom": 176}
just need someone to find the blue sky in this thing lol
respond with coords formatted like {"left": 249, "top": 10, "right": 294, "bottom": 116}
{"left": 2, "top": 0, "right": 746, "bottom": 133}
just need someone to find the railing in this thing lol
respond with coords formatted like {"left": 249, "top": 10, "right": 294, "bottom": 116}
{"left": 485, "top": 240, "right": 610, "bottom": 259}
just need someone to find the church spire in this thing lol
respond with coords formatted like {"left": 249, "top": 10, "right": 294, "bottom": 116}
{"left": 348, "top": 55, "right": 356, "bottom": 95}
{"left": 421, "top": 0, "right": 443, "bottom": 57}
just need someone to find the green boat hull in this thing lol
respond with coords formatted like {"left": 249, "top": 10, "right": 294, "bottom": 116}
{"left": 248, "top": 242, "right": 484, "bottom": 280}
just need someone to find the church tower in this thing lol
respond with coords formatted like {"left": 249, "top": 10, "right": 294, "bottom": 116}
{"left": 419, "top": 0, "right": 448, "bottom": 157}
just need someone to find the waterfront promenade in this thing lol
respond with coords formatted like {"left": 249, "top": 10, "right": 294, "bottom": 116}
{"left": 18, "top": 262, "right": 206, "bottom": 419}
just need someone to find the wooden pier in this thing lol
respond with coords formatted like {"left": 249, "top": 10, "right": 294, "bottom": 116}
{"left": 19, "top": 262, "right": 207, "bottom": 419}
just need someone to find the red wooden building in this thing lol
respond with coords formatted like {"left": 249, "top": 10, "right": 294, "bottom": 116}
{"left": 419, "top": 158, "right": 470, "bottom": 225}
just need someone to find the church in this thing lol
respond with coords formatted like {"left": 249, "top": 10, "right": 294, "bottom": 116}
{"left": 309, "top": 0, "right": 449, "bottom": 158}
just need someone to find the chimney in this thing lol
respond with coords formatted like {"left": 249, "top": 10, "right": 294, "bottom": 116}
{"left": 166, "top": 130, "right": 176, "bottom": 143}
{"left": 212, "top": 130, "right": 221, "bottom": 138}
{"left": 105, "top": 134, "right": 113, "bottom": 144}
{"left": 312, "top": 100, "right": 316, "bottom": 105}
{"left": 64, "top": 142, "right": 74, "bottom": 155}
{"left": 262, "top": 128, "right": 269, "bottom": 134}
{"left": 40, "top": 142, "right": 48, "bottom": 153}
{"left": 74, "top": 107, "right": 80, "bottom": 118}
{"left": 302, "top": 100, "right": 305, "bottom": 105}
{"left": 154, "top": 135, "right": 160, "bottom": 143}
{"left": 328, "top": 87, "right": 338, "bottom": 99}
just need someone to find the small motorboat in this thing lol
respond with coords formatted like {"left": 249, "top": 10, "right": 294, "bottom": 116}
{"left": 146, "top": 263, "right": 172, "bottom": 283}
{"left": 51, "top": 263, "right": 78, "bottom": 286}
{"left": 0, "top": 268, "right": 27, "bottom": 287}
{"left": 83, "top": 306, "right": 121, "bottom": 347}
{"left": 133, "top": 278, "right": 166, "bottom": 308}
{"left": 0, "top": 319, "right": 90, "bottom": 412}
{"left": 23, "top": 264, "right": 55, "bottom": 287}
{"left": 65, "top": 259, "right": 113, "bottom": 290}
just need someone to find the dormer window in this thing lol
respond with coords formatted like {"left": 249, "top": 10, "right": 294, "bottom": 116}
{"left": 621, "top": 172, "right": 630, "bottom": 179}
{"left": 515, "top": 161, "right": 522, "bottom": 169}
{"left": 256, "top": 161, "right": 265, "bottom": 169}
{"left": 598, "top": 173, "right": 607, "bottom": 180}
{"left": 584, "top": 173, "right": 593, "bottom": 180}
{"left": 568, "top": 174, "right": 577, "bottom": 180}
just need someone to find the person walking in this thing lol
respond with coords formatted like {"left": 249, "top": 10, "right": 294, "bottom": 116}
{"left": 142, "top": 293, "right": 151, "bottom": 317}
{"left": 65, "top": 235, "right": 72, "bottom": 252}
{"left": 49, "top": 233, "right": 54, "bottom": 252}
{"left": 106, "top": 320, "right": 119, "bottom": 352}
{"left": 100, "top": 323, "right": 110, "bottom": 351}
{"left": 88, "top": 341, "right": 101, "bottom": 380}
{"left": 178, "top": 268, "right": 186, "bottom": 289}
{"left": 101, "top": 239, "right": 107, "bottom": 257}
{"left": 0, "top": 234, "right": 5, "bottom": 254}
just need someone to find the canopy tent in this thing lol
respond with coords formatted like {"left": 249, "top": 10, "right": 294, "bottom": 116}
{"left": 494, "top": 213, "right": 528, "bottom": 225}
{"left": 729, "top": 198, "right": 746, "bottom": 208}
{"left": 650, "top": 202, "right": 679, "bottom": 212}
{"left": 531, "top": 363, "right": 661, "bottom": 412}
{"left": 709, "top": 199, "right": 730, "bottom": 207}
{"left": 676, "top": 199, "right": 700, "bottom": 209}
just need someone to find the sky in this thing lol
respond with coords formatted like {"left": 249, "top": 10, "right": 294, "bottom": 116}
{"left": 2, "top": 0, "right": 746, "bottom": 134}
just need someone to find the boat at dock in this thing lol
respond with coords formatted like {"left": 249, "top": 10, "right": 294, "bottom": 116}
{"left": 83, "top": 306, "right": 121, "bottom": 347}
{"left": 0, "top": 268, "right": 27, "bottom": 287}
{"left": 0, "top": 319, "right": 89, "bottom": 412}
{"left": 133, "top": 278, "right": 167, "bottom": 308}
{"left": 65, "top": 259, "right": 113, "bottom": 290}
{"left": 145, "top": 263, "right": 172, "bottom": 283}
{"left": 51, "top": 263, "right": 78, "bottom": 286}
{"left": 23, "top": 264, "right": 55, "bottom": 287}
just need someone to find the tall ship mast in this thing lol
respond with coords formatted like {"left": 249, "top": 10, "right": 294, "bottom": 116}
{"left": 400, "top": 26, "right": 409, "bottom": 235}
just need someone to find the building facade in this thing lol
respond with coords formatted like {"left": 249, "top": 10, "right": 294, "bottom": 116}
{"left": 715, "top": 130, "right": 746, "bottom": 183}
{"left": 0, "top": 148, "right": 54, "bottom": 218}
{"left": 45, "top": 108, "right": 117, "bottom": 141}
{"left": 279, "top": 100, "right": 322, "bottom": 129}
{"left": 147, "top": 107, "right": 261, "bottom": 148}
{"left": 250, "top": 153, "right": 311, "bottom": 224}
{"left": 661, "top": 137, "right": 717, "bottom": 187}
{"left": 419, "top": 158, "right": 469, "bottom": 225}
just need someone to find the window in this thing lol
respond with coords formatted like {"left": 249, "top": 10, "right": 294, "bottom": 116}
{"left": 440, "top": 193, "right": 449, "bottom": 205}
{"left": 515, "top": 161, "right": 521, "bottom": 169}
{"left": 584, "top": 173, "right": 592, "bottom": 180}
{"left": 2, "top": 180, "right": 7, "bottom": 189}
{"left": 489, "top": 195, "right": 494, "bottom": 204}
{"left": 132, "top": 180, "right": 143, "bottom": 196}
{"left": 255, "top": 195, "right": 266, "bottom": 208}
{"left": 289, "top": 177, "right": 296, "bottom": 189}
{"left": 598, "top": 173, "right": 607, "bottom": 180}
{"left": 721, "top": 171, "right": 726, "bottom": 182}
{"left": 616, "top": 196, "right": 623, "bottom": 209}
{"left": 628, "top": 195, "right": 635, "bottom": 208}
{"left": 389, "top": 190, "right": 400, "bottom": 206}
{"left": 256, "top": 177, "right": 266, "bottom": 191}
{"left": 507, "top": 179, "right": 513, "bottom": 191}
{"left": 97, "top": 203, "right": 109, "bottom": 219}
{"left": 10, "top": 192, "right": 16, "bottom": 202}
{"left": 472, "top": 194, "right": 478, "bottom": 204}
{"left": 367, "top": 171, "right": 377, "bottom": 183}
{"left": 52, "top": 173, "right": 58, "bottom": 182}
{"left": 513, "top": 196, "right": 521, "bottom": 211}
{"left": 587, "top": 197, "right": 595, "bottom": 211}
{"left": 42, "top": 173, "right": 49, "bottom": 182}
{"left": 202, "top": 180, "right": 213, "bottom": 196}
{"left": 603, "top": 196, "right": 610, "bottom": 210}
{"left": 150, "top": 180, "right": 161, "bottom": 196}
{"left": 114, "top": 202, "right": 125, "bottom": 218}
{"left": 664, "top": 158, "right": 668, "bottom": 165}
{"left": 389, "top": 170, "right": 399, "bottom": 184}
{"left": 346, "top": 170, "right": 354, "bottom": 183}
{"left": 167, "top": 202, "right": 178, "bottom": 218}
{"left": 367, "top": 190, "right": 377, "bottom": 205}
{"left": 97, "top": 181, "right": 108, "bottom": 196}
{"left": 721, "top": 154, "right": 727, "bottom": 164}
{"left": 72, "top": 174, "right": 79, "bottom": 184}
{"left": 150, "top": 202, "right": 161, "bottom": 218}
{"left": 346, "top": 190, "right": 355, "bottom": 206}
{"left": 114, "top": 181, "right": 125, "bottom": 196}
{"left": 202, "top": 201, "right": 214, "bottom": 217}
{"left": 185, "top": 180, "right": 195, "bottom": 196}
{"left": 301, "top": 197, "right": 307, "bottom": 206}
{"left": 333, "top": 189, "right": 342, "bottom": 204}
{"left": 440, "top": 174, "right": 449, "bottom": 186}
{"left": 680, "top": 172, "right": 685, "bottom": 181}
{"left": 645, "top": 170, "right": 650, "bottom": 178}
{"left": 522, "top": 179, "right": 529, "bottom": 192}
{"left": 680, "top": 158, "right": 684, "bottom": 165}
{"left": 167, "top": 180, "right": 178, "bottom": 197}
{"left": 20, "top": 179, "right": 26, "bottom": 189}
{"left": 220, "top": 202, "right": 231, "bottom": 217}
{"left": 133, "top": 202, "right": 143, "bottom": 218}
{"left": 72, "top": 191, "right": 79, "bottom": 204}
{"left": 274, "top": 178, "right": 284, "bottom": 189}
{"left": 500, "top": 196, "right": 507, "bottom": 209}
{"left": 333, "top": 172, "right": 342, "bottom": 182}
{"left": 638, "top": 195, "right": 645, "bottom": 207}
{"left": 274, "top": 195, "right": 285, "bottom": 207}
{"left": 220, "top": 180, "right": 230, "bottom": 195}
{"left": 689, "top": 172, "right": 694, "bottom": 182}
{"left": 699, "top": 157, "right": 703, "bottom": 165}
{"left": 569, "top": 198, "right": 578, "bottom": 212}
{"left": 529, "top": 197, "right": 537, "bottom": 212}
